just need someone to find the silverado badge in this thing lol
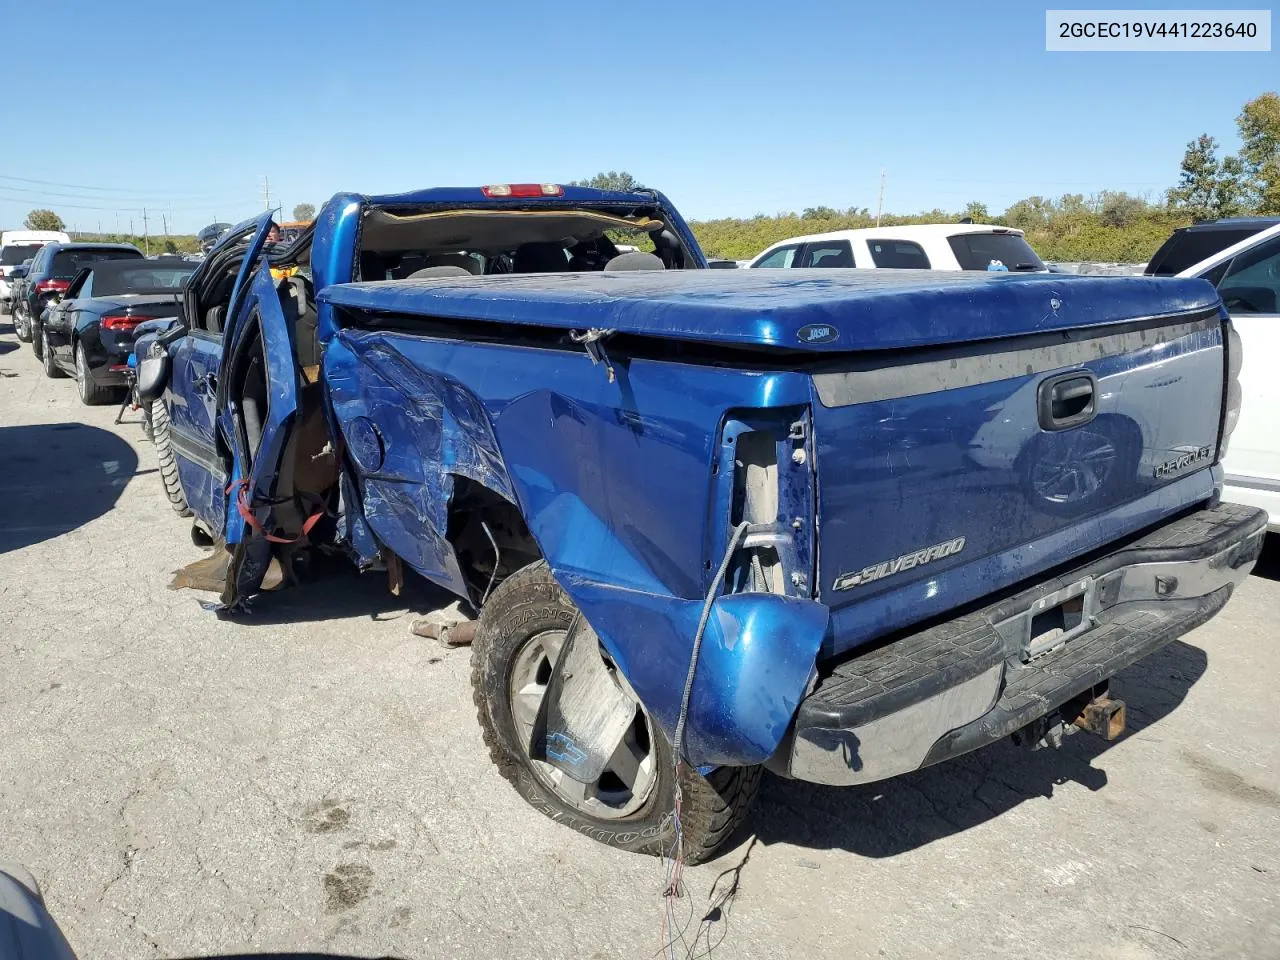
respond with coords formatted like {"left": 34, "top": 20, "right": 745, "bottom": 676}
{"left": 833, "top": 537, "right": 967, "bottom": 591}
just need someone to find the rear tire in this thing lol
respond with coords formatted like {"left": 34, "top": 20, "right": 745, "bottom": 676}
{"left": 471, "top": 561, "right": 760, "bottom": 864}
{"left": 41, "top": 331, "right": 63, "bottom": 379}
{"left": 31, "top": 319, "right": 44, "bottom": 360}
{"left": 74, "top": 343, "right": 110, "bottom": 405}
{"left": 15, "top": 304, "right": 31, "bottom": 343}
{"left": 151, "top": 399, "right": 191, "bottom": 517}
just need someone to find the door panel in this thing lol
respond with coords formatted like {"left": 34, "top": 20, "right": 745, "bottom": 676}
{"left": 216, "top": 264, "right": 300, "bottom": 606}
{"left": 164, "top": 212, "right": 277, "bottom": 536}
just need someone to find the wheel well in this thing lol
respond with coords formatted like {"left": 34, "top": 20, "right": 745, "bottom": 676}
{"left": 445, "top": 476, "right": 542, "bottom": 606}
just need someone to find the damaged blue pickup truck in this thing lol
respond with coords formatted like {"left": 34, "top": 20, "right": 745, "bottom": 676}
{"left": 139, "top": 184, "right": 1264, "bottom": 863}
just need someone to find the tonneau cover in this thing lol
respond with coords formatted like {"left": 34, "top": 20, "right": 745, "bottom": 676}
{"left": 319, "top": 269, "right": 1222, "bottom": 352}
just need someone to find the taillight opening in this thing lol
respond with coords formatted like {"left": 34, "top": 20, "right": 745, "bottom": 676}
{"left": 711, "top": 408, "right": 815, "bottom": 600}
{"left": 1219, "top": 321, "right": 1243, "bottom": 457}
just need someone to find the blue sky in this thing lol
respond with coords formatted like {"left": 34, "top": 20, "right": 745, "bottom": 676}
{"left": 2, "top": 0, "right": 1275, "bottom": 233}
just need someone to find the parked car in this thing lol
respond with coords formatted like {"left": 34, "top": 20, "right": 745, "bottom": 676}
{"left": 136, "top": 195, "right": 1260, "bottom": 862}
{"left": 1146, "top": 216, "right": 1280, "bottom": 277}
{"left": 748, "top": 223, "right": 1046, "bottom": 272}
{"left": 1173, "top": 220, "right": 1280, "bottom": 529}
{"left": 4, "top": 260, "right": 34, "bottom": 320}
{"left": 13, "top": 242, "right": 144, "bottom": 352}
{"left": 196, "top": 222, "right": 232, "bottom": 254}
{"left": 39, "top": 258, "right": 195, "bottom": 404}
{"left": 0, "top": 229, "right": 69, "bottom": 311}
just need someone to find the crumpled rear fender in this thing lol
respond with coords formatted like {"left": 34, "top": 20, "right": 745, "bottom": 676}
{"left": 563, "top": 579, "right": 829, "bottom": 766}
{"left": 323, "top": 328, "right": 827, "bottom": 766}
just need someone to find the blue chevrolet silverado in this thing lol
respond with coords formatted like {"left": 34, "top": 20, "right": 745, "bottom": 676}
{"left": 138, "top": 185, "right": 1263, "bottom": 863}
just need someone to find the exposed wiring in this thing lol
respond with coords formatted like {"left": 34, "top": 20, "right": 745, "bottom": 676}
{"left": 673, "top": 520, "right": 750, "bottom": 762}
{"left": 661, "top": 520, "right": 750, "bottom": 960}
{"left": 480, "top": 520, "right": 501, "bottom": 605}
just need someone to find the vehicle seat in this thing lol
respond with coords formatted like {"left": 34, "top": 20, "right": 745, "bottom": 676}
{"left": 424, "top": 253, "right": 481, "bottom": 275}
{"left": 513, "top": 242, "right": 567, "bottom": 273}
{"left": 604, "top": 252, "right": 665, "bottom": 272}
{"left": 285, "top": 275, "right": 320, "bottom": 368}
{"left": 408, "top": 266, "right": 472, "bottom": 279}
{"left": 389, "top": 255, "right": 427, "bottom": 279}
{"left": 205, "top": 305, "right": 226, "bottom": 334}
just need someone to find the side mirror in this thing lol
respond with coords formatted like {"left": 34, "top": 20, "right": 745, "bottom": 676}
{"left": 9, "top": 267, "right": 27, "bottom": 279}
{"left": 136, "top": 351, "right": 171, "bottom": 405}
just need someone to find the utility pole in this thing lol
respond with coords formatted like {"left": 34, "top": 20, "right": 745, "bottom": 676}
{"left": 875, "top": 168, "right": 885, "bottom": 227}
{"left": 142, "top": 208, "right": 150, "bottom": 255}
{"left": 161, "top": 212, "right": 168, "bottom": 244}
{"left": 262, "top": 175, "right": 271, "bottom": 210}
{"left": 114, "top": 212, "right": 120, "bottom": 236}
{"left": 129, "top": 217, "right": 134, "bottom": 237}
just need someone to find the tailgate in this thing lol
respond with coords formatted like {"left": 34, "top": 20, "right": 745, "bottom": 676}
{"left": 810, "top": 308, "right": 1225, "bottom": 652}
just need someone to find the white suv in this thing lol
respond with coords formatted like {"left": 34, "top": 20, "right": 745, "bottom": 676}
{"left": 0, "top": 230, "right": 70, "bottom": 312}
{"left": 748, "top": 223, "right": 1046, "bottom": 272}
{"left": 1177, "top": 221, "right": 1280, "bottom": 530}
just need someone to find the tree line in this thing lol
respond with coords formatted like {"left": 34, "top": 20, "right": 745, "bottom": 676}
{"left": 580, "top": 92, "right": 1280, "bottom": 263}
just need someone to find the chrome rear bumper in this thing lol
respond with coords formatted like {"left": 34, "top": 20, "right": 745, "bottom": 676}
{"left": 774, "top": 502, "right": 1267, "bottom": 786}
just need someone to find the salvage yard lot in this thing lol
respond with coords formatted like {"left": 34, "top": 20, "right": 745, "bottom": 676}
{"left": 1, "top": 325, "right": 1278, "bottom": 960}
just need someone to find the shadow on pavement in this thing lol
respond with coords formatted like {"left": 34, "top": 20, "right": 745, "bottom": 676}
{"left": 1248, "top": 532, "right": 1280, "bottom": 581}
{"left": 218, "top": 557, "right": 460, "bottom": 626}
{"left": 0, "top": 340, "right": 16, "bottom": 355}
{"left": 0, "top": 422, "right": 138, "bottom": 555}
{"left": 749, "top": 638, "right": 1206, "bottom": 857}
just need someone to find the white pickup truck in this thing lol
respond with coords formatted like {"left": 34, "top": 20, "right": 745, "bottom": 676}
{"left": 747, "top": 223, "right": 1046, "bottom": 272}
{"left": 1176, "top": 221, "right": 1280, "bottom": 529}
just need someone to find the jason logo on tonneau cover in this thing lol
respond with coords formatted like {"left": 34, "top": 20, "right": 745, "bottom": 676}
{"left": 1154, "top": 445, "right": 1213, "bottom": 480}
{"left": 833, "top": 537, "right": 967, "bottom": 591}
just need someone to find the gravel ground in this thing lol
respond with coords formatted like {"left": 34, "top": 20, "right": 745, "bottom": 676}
{"left": 1, "top": 318, "right": 1277, "bottom": 960}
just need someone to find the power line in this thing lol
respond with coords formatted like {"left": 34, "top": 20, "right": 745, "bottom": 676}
{"left": 0, "top": 172, "right": 246, "bottom": 197}
{"left": 0, "top": 181, "right": 250, "bottom": 205}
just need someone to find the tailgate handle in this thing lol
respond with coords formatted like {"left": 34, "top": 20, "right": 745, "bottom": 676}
{"left": 1039, "top": 371, "right": 1097, "bottom": 431}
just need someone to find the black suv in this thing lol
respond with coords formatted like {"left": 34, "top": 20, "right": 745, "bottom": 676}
{"left": 1146, "top": 216, "right": 1280, "bottom": 277}
{"left": 15, "top": 242, "right": 143, "bottom": 356}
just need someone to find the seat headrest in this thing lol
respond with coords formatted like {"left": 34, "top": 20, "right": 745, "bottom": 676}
{"left": 604, "top": 251, "right": 666, "bottom": 272}
{"left": 408, "top": 266, "right": 473, "bottom": 279}
{"left": 424, "top": 253, "right": 482, "bottom": 275}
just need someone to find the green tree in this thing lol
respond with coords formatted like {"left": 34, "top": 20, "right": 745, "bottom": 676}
{"left": 24, "top": 209, "right": 65, "bottom": 231}
{"left": 163, "top": 239, "right": 178, "bottom": 254}
{"left": 1168, "top": 134, "right": 1226, "bottom": 219}
{"left": 1097, "top": 191, "right": 1148, "bottom": 228}
{"left": 802, "top": 205, "right": 839, "bottom": 219}
{"left": 571, "top": 171, "right": 642, "bottom": 192}
{"left": 962, "top": 201, "right": 989, "bottom": 222}
{"left": 292, "top": 202, "right": 316, "bottom": 221}
{"left": 1237, "top": 91, "right": 1280, "bottom": 214}
{"left": 1002, "top": 196, "right": 1053, "bottom": 231}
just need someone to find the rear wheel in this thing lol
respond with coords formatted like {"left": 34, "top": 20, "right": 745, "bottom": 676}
{"left": 40, "top": 331, "right": 63, "bottom": 379}
{"left": 471, "top": 561, "right": 760, "bottom": 864}
{"left": 75, "top": 342, "right": 110, "bottom": 405}
{"left": 30, "top": 319, "right": 44, "bottom": 360}
{"left": 14, "top": 304, "right": 31, "bottom": 343}
{"left": 151, "top": 399, "right": 191, "bottom": 517}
